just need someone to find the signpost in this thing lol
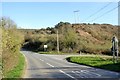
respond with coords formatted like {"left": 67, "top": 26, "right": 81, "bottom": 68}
{"left": 44, "top": 45, "right": 47, "bottom": 52}
{"left": 111, "top": 36, "right": 119, "bottom": 63}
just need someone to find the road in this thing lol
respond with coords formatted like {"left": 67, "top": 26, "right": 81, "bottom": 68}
{"left": 22, "top": 50, "right": 120, "bottom": 80}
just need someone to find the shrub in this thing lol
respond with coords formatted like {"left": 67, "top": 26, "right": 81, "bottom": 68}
{"left": 1, "top": 17, "right": 24, "bottom": 77}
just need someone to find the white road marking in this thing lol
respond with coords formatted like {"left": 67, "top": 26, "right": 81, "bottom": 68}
{"left": 80, "top": 70, "right": 101, "bottom": 77}
{"left": 72, "top": 71, "right": 84, "bottom": 78}
{"left": 34, "top": 53, "right": 38, "bottom": 54}
{"left": 22, "top": 53, "right": 26, "bottom": 57}
{"left": 75, "top": 71, "right": 88, "bottom": 78}
{"left": 21, "top": 53, "right": 29, "bottom": 78}
{"left": 39, "top": 59, "right": 44, "bottom": 62}
{"left": 46, "top": 63, "right": 54, "bottom": 67}
{"left": 22, "top": 53, "right": 27, "bottom": 65}
{"left": 59, "top": 70, "right": 76, "bottom": 79}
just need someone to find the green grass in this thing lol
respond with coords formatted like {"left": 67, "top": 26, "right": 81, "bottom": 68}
{"left": 5, "top": 53, "right": 25, "bottom": 78}
{"left": 66, "top": 56, "right": 120, "bottom": 72}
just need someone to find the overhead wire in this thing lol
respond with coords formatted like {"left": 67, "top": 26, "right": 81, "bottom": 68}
{"left": 90, "top": 4, "right": 120, "bottom": 22}
{"left": 81, "top": 2, "right": 112, "bottom": 22}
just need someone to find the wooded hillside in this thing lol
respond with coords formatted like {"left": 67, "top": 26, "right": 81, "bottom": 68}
{"left": 20, "top": 22, "right": 119, "bottom": 55}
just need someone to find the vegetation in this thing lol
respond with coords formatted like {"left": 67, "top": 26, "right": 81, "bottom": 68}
{"left": 21, "top": 22, "right": 119, "bottom": 55}
{"left": 4, "top": 53, "right": 25, "bottom": 78}
{"left": 0, "top": 17, "right": 24, "bottom": 78}
{"left": 0, "top": 27, "right": 2, "bottom": 79}
{"left": 66, "top": 56, "right": 120, "bottom": 72}
{"left": 0, "top": 17, "right": 119, "bottom": 77}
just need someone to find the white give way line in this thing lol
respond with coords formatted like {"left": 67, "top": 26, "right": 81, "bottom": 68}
{"left": 59, "top": 70, "right": 76, "bottom": 79}
{"left": 39, "top": 58, "right": 101, "bottom": 78}
{"left": 39, "top": 58, "right": 76, "bottom": 79}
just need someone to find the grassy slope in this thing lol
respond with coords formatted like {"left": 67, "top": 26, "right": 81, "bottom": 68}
{"left": 5, "top": 53, "right": 25, "bottom": 78}
{"left": 66, "top": 56, "right": 120, "bottom": 72}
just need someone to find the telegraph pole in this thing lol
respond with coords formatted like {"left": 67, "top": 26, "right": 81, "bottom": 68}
{"left": 57, "top": 30, "right": 59, "bottom": 53}
{"left": 73, "top": 10, "right": 80, "bottom": 24}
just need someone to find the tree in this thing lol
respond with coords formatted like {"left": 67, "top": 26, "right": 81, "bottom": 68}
{"left": 0, "top": 17, "right": 17, "bottom": 29}
{"left": 62, "top": 25, "right": 78, "bottom": 52}
{"left": 55, "top": 22, "right": 71, "bottom": 29}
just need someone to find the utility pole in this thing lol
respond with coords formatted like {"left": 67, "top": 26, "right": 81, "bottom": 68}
{"left": 57, "top": 30, "right": 59, "bottom": 53}
{"left": 73, "top": 10, "right": 80, "bottom": 24}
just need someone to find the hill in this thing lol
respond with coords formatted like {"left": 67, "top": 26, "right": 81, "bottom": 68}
{"left": 19, "top": 22, "right": 119, "bottom": 55}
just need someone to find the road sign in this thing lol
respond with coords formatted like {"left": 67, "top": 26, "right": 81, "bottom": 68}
{"left": 112, "top": 36, "right": 119, "bottom": 63}
{"left": 44, "top": 45, "right": 47, "bottom": 48}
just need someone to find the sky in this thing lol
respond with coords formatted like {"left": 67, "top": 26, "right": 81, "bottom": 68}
{"left": 1, "top": 2, "right": 119, "bottom": 29}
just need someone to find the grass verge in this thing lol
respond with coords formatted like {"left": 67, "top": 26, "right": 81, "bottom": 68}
{"left": 5, "top": 53, "right": 25, "bottom": 78}
{"left": 38, "top": 51, "right": 66, "bottom": 54}
{"left": 66, "top": 56, "right": 120, "bottom": 72}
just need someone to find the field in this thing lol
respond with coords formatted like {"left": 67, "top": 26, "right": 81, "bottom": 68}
{"left": 66, "top": 56, "right": 120, "bottom": 72}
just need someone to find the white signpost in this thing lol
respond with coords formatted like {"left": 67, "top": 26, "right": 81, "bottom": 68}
{"left": 44, "top": 45, "right": 47, "bottom": 51}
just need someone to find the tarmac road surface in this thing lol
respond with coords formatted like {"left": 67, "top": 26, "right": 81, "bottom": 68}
{"left": 21, "top": 50, "right": 120, "bottom": 80}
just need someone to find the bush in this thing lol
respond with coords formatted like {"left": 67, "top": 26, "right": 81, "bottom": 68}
{"left": 1, "top": 17, "right": 24, "bottom": 77}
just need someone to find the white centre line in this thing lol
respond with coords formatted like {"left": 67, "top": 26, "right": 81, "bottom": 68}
{"left": 46, "top": 63, "right": 54, "bottom": 67}
{"left": 59, "top": 70, "right": 77, "bottom": 80}
{"left": 39, "top": 59, "right": 44, "bottom": 62}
